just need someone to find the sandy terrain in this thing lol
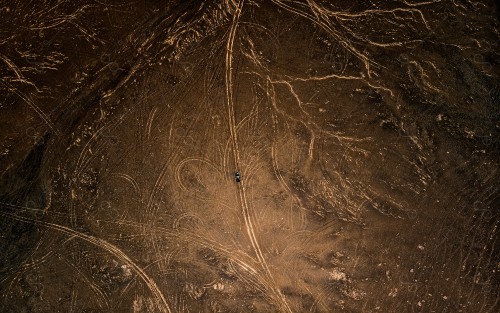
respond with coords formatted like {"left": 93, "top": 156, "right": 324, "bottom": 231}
{"left": 0, "top": 1, "right": 499, "bottom": 312}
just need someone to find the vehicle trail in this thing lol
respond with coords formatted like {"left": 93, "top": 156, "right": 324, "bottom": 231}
{"left": 224, "top": 1, "right": 292, "bottom": 311}
{"left": 0, "top": 211, "right": 172, "bottom": 313}
{"left": 111, "top": 172, "right": 142, "bottom": 198}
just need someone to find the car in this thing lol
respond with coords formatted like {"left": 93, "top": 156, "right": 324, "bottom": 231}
{"left": 234, "top": 171, "right": 241, "bottom": 182}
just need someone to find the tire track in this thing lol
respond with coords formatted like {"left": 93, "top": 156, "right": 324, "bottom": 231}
{"left": 0, "top": 211, "right": 172, "bottom": 313}
{"left": 224, "top": 1, "right": 292, "bottom": 311}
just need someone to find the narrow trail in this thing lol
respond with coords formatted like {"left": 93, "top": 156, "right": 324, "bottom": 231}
{"left": 224, "top": 1, "right": 292, "bottom": 312}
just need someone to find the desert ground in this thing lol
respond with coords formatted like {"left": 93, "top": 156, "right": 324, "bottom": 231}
{"left": 0, "top": 0, "right": 499, "bottom": 312}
